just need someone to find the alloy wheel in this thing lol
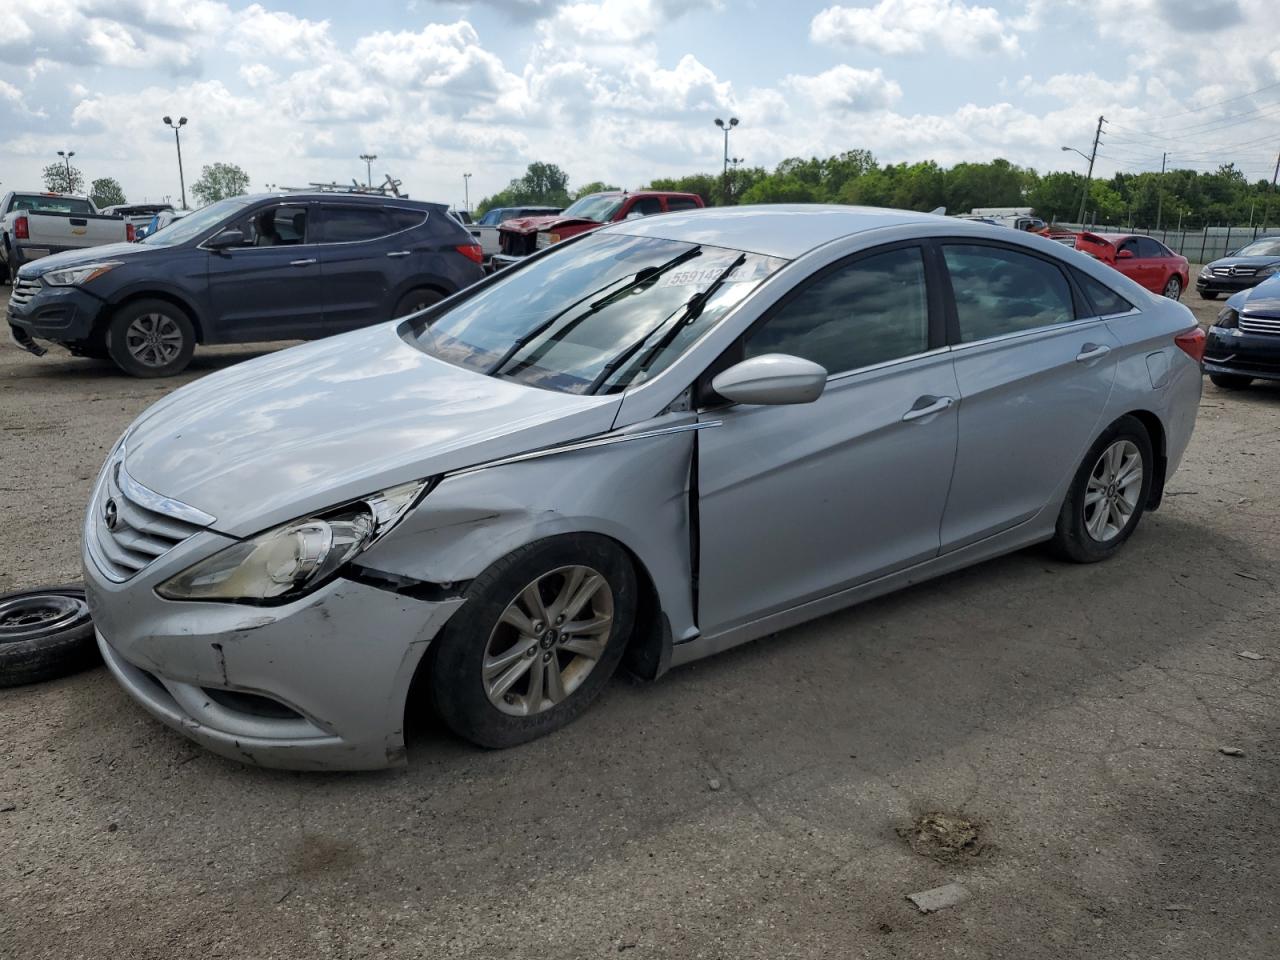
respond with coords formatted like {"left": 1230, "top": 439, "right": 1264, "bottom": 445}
{"left": 483, "top": 565, "right": 614, "bottom": 717}
{"left": 125, "top": 313, "right": 184, "bottom": 367}
{"left": 1163, "top": 277, "right": 1182, "bottom": 300}
{"left": 1083, "top": 439, "right": 1143, "bottom": 542}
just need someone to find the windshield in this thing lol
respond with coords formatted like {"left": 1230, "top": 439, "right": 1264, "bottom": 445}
{"left": 407, "top": 233, "right": 785, "bottom": 395}
{"left": 560, "top": 194, "right": 624, "bottom": 223}
{"left": 1235, "top": 238, "right": 1280, "bottom": 258}
{"left": 11, "top": 194, "right": 94, "bottom": 215}
{"left": 139, "top": 197, "right": 252, "bottom": 247}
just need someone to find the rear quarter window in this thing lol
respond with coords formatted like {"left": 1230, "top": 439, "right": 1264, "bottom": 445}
{"left": 1074, "top": 270, "right": 1135, "bottom": 316}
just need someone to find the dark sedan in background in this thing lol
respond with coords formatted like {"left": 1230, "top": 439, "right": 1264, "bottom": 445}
{"left": 1205, "top": 273, "right": 1280, "bottom": 389}
{"left": 8, "top": 192, "right": 484, "bottom": 377}
{"left": 1196, "top": 236, "right": 1280, "bottom": 300}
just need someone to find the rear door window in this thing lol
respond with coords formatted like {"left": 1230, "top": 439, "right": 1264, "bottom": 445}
{"left": 321, "top": 206, "right": 391, "bottom": 243}
{"left": 1136, "top": 237, "right": 1166, "bottom": 258}
{"left": 665, "top": 198, "right": 701, "bottom": 212}
{"left": 943, "top": 244, "right": 1076, "bottom": 342}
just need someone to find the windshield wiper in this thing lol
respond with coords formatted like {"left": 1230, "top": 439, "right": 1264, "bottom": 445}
{"left": 587, "top": 252, "right": 747, "bottom": 394}
{"left": 488, "top": 245, "right": 703, "bottom": 377}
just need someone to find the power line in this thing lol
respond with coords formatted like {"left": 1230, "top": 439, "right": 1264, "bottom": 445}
{"left": 1129, "top": 78, "right": 1280, "bottom": 124}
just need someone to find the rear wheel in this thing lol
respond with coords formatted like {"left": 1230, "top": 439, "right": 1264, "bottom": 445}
{"left": 105, "top": 299, "right": 195, "bottom": 377}
{"left": 1050, "top": 416, "right": 1153, "bottom": 563}
{"left": 1162, "top": 275, "right": 1182, "bottom": 300}
{"left": 428, "top": 535, "right": 637, "bottom": 748}
{"left": 393, "top": 288, "right": 445, "bottom": 319}
{"left": 1210, "top": 373, "right": 1253, "bottom": 390}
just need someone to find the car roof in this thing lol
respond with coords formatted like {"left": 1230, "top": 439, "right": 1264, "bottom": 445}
{"left": 601, "top": 203, "right": 943, "bottom": 259}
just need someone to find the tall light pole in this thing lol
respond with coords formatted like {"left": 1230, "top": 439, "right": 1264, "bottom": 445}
{"left": 360, "top": 153, "right": 377, "bottom": 188}
{"left": 163, "top": 116, "right": 188, "bottom": 209}
{"left": 56, "top": 150, "right": 75, "bottom": 191}
{"left": 463, "top": 172, "right": 472, "bottom": 213}
{"left": 714, "top": 117, "right": 739, "bottom": 201}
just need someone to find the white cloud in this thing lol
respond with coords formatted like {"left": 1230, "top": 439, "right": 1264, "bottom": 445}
{"left": 811, "top": 0, "right": 1021, "bottom": 57}
{"left": 785, "top": 65, "right": 902, "bottom": 112}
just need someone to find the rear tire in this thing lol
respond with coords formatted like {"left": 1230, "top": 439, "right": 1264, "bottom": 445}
{"left": 1210, "top": 373, "right": 1253, "bottom": 390}
{"left": 1050, "top": 416, "right": 1154, "bottom": 564}
{"left": 1162, "top": 275, "right": 1182, "bottom": 300}
{"left": 105, "top": 299, "right": 195, "bottom": 378}
{"left": 392, "top": 288, "right": 445, "bottom": 319}
{"left": 428, "top": 535, "right": 637, "bottom": 749}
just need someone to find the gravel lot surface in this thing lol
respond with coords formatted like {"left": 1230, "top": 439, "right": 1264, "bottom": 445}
{"left": 1, "top": 287, "right": 1277, "bottom": 959}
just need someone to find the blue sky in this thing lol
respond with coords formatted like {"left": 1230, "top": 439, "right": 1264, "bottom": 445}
{"left": 1, "top": 0, "right": 1277, "bottom": 208}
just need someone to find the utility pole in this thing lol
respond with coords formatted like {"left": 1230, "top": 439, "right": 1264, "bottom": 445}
{"left": 463, "top": 172, "right": 472, "bottom": 213}
{"left": 359, "top": 153, "right": 377, "bottom": 188}
{"left": 56, "top": 150, "right": 75, "bottom": 191}
{"left": 1155, "top": 151, "right": 1167, "bottom": 231}
{"left": 1076, "top": 115, "right": 1104, "bottom": 226}
{"left": 714, "top": 117, "right": 739, "bottom": 201}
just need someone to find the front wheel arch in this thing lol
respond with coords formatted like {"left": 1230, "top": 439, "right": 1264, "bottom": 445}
{"left": 102, "top": 289, "right": 205, "bottom": 342}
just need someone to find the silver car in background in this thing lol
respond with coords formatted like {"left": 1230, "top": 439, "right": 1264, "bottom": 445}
{"left": 83, "top": 205, "right": 1204, "bottom": 770}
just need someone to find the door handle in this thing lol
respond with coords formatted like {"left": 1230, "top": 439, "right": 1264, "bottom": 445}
{"left": 902, "top": 395, "right": 954, "bottom": 422}
{"left": 289, "top": 258, "right": 317, "bottom": 266}
{"left": 1075, "top": 343, "right": 1112, "bottom": 363}
{"left": 386, "top": 250, "right": 411, "bottom": 258}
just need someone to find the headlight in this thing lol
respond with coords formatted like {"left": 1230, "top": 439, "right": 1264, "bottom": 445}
{"left": 1199, "top": 266, "right": 1213, "bottom": 278}
{"left": 156, "top": 480, "right": 428, "bottom": 603}
{"left": 1214, "top": 307, "right": 1239, "bottom": 329}
{"left": 42, "top": 261, "right": 122, "bottom": 286}
{"left": 1258, "top": 264, "right": 1279, "bottom": 277}
{"left": 535, "top": 232, "right": 550, "bottom": 249}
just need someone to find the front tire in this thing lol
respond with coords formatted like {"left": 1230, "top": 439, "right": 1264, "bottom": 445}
{"left": 428, "top": 535, "right": 637, "bottom": 749}
{"left": 1199, "top": 291, "right": 1219, "bottom": 300}
{"left": 105, "top": 299, "right": 195, "bottom": 377}
{"left": 1050, "top": 416, "right": 1154, "bottom": 563}
{"left": 1162, "top": 275, "right": 1182, "bottom": 300}
{"left": 1210, "top": 373, "right": 1253, "bottom": 390}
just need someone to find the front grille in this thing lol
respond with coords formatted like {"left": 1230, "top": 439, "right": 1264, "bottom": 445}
{"left": 87, "top": 455, "right": 214, "bottom": 582}
{"left": 8, "top": 277, "right": 42, "bottom": 308}
{"left": 499, "top": 230, "right": 536, "bottom": 257}
{"left": 1239, "top": 314, "right": 1280, "bottom": 336}
{"left": 1213, "top": 266, "right": 1256, "bottom": 277}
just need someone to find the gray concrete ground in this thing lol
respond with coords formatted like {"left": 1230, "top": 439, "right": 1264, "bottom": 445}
{"left": 1, "top": 286, "right": 1277, "bottom": 959}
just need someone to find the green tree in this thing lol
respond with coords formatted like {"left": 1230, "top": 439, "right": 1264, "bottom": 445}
{"left": 1027, "top": 171, "right": 1085, "bottom": 223}
{"left": 943, "top": 158, "right": 1028, "bottom": 214}
{"left": 573, "top": 181, "right": 620, "bottom": 199}
{"left": 476, "top": 162, "right": 572, "bottom": 214}
{"left": 42, "top": 161, "right": 85, "bottom": 195}
{"left": 90, "top": 177, "right": 126, "bottom": 209}
{"left": 191, "top": 162, "right": 250, "bottom": 206}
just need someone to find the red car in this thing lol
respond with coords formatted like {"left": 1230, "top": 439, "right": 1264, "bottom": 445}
{"left": 495, "top": 190, "right": 704, "bottom": 263}
{"left": 1072, "top": 232, "right": 1189, "bottom": 301}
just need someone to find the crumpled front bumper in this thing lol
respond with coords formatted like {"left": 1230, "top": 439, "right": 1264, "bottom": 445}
{"left": 85, "top": 539, "right": 465, "bottom": 771}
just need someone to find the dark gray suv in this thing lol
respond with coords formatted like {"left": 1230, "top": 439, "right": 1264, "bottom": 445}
{"left": 7, "top": 192, "right": 485, "bottom": 376}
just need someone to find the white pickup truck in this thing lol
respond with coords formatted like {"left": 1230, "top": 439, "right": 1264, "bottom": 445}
{"left": 0, "top": 191, "right": 134, "bottom": 283}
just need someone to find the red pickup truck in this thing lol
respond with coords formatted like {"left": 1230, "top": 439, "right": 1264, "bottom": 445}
{"left": 494, "top": 190, "right": 704, "bottom": 265}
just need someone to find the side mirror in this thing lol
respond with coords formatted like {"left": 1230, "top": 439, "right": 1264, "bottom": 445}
{"left": 711, "top": 354, "right": 828, "bottom": 406}
{"left": 1116, "top": 249, "right": 1134, "bottom": 259}
{"left": 206, "top": 228, "right": 244, "bottom": 250}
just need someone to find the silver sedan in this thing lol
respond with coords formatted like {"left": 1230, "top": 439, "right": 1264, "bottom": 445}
{"left": 83, "top": 205, "right": 1204, "bottom": 770}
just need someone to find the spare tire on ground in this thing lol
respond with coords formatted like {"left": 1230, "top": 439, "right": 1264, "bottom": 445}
{"left": 0, "top": 584, "right": 99, "bottom": 687}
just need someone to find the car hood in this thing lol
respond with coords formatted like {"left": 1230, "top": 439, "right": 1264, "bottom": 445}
{"left": 121, "top": 323, "right": 620, "bottom": 537}
{"left": 20, "top": 242, "right": 157, "bottom": 277}
{"left": 500, "top": 214, "right": 600, "bottom": 236}
{"left": 1227, "top": 274, "right": 1280, "bottom": 318}
{"left": 1205, "top": 255, "right": 1280, "bottom": 269}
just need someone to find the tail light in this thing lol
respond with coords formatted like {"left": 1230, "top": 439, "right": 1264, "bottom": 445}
{"left": 14, "top": 216, "right": 28, "bottom": 240}
{"left": 455, "top": 243, "right": 483, "bottom": 265}
{"left": 1174, "top": 327, "right": 1206, "bottom": 363}
{"left": 126, "top": 223, "right": 136, "bottom": 242}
